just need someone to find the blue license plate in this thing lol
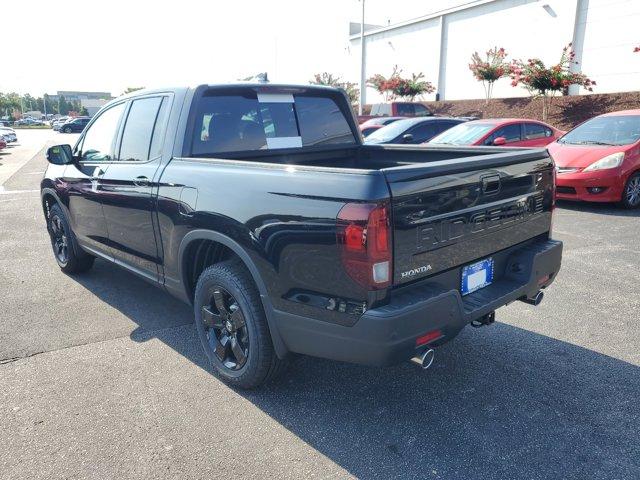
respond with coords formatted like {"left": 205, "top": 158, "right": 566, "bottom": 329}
{"left": 461, "top": 258, "right": 494, "bottom": 296}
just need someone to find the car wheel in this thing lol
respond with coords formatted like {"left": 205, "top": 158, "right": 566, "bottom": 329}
{"left": 47, "top": 203, "right": 95, "bottom": 273}
{"left": 194, "top": 260, "right": 286, "bottom": 388}
{"left": 620, "top": 172, "right": 640, "bottom": 209}
{"left": 63, "top": 126, "right": 72, "bottom": 133}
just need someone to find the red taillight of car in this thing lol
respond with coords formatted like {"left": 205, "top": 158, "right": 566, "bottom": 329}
{"left": 337, "top": 202, "right": 392, "bottom": 290}
{"left": 550, "top": 161, "right": 557, "bottom": 237}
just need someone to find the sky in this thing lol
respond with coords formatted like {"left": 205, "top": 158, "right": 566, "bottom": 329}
{"left": 1, "top": 0, "right": 464, "bottom": 97}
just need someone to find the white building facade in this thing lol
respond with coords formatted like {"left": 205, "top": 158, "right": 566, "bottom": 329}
{"left": 350, "top": 0, "right": 640, "bottom": 103}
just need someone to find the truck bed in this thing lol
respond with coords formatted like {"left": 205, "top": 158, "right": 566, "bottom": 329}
{"left": 188, "top": 143, "right": 554, "bottom": 287}
{"left": 200, "top": 144, "right": 535, "bottom": 171}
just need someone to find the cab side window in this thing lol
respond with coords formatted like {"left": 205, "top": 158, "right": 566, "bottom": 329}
{"left": 118, "top": 97, "right": 166, "bottom": 162}
{"left": 396, "top": 104, "right": 415, "bottom": 116}
{"left": 78, "top": 103, "right": 126, "bottom": 162}
{"left": 414, "top": 104, "right": 431, "bottom": 117}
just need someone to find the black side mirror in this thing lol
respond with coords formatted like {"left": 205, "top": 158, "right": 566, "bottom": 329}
{"left": 46, "top": 144, "right": 74, "bottom": 165}
{"left": 402, "top": 133, "right": 414, "bottom": 143}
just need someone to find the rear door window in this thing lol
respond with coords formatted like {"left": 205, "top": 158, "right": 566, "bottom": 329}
{"left": 118, "top": 97, "right": 165, "bottom": 162}
{"left": 191, "top": 91, "right": 355, "bottom": 155}
{"left": 433, "top": 121, "right": 459, "bottom": 136}
{"left": 524, "top": 123, "right": 551, "bottom": 140}
{"left": 407, "top": 122, "right": 438, "bottom": 143}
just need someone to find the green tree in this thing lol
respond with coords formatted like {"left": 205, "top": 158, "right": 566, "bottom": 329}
{"left": 510, "top": 43, "right": 595, "bottom": 120}
{"left": 58, "top": 95, "right": 70, "bottom": 115}
{"left": 122, "top": 87, "right": 144, "bottom": 95}
{"left": 469, "top": 47, "right": 510, "bottom": 104}
{"left": 310, "top": 72, "right": 360, "bottom": 105}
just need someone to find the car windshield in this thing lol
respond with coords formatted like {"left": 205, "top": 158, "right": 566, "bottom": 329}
{"left": 429, "top": 123, "right": 495, "bottom": 145}
{"left": 364, "top": 119, "right": 419, "bottom": 144}
{"left": 558, "top": 115, "right": 640, "bottom": 146}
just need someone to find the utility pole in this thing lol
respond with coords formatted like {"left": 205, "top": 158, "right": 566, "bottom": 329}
{"left": 43, "top": 94, "right": 47, "bottom": 118}
{"left": 358, "top": 0, "right": 365, "bottom": 115}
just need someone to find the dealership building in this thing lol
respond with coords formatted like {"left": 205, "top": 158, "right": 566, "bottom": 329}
{"left": 47, "top": 91, "right": 113, "bottom": 117}
{"left": 349, "top": 0, "right": 640, "bottom": 103}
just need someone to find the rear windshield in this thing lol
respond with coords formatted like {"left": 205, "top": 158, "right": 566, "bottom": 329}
{"left": 191, "top": 91, "right": 356, "bottom": 156}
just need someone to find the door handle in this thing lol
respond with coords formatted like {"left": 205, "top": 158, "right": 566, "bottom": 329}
{"left": 133, "top": 176, "right": 150, "bottom": 187}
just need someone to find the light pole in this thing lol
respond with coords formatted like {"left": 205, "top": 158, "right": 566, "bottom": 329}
{"left": 358, "top": 0, "right": 366, "bottom": 115}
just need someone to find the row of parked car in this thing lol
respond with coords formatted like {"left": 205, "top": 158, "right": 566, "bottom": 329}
{"left": 13, "top": 117, "right": 46, "bottom": 126}
{"left": 358, "top": 110, "right": 640, "bottom": 208}
{"left": 0, "top": 125, "right": 18, "bottom": 151}
{"left": 52, "top": 116, "right": 91, "bottom": 133}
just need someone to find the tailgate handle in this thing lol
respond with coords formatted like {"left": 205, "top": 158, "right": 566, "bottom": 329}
{"left": 481, "top": 174, "right": 501, "bottom": 195}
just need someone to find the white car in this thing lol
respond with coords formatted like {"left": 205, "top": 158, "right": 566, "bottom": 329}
{"left": 0, "top": 127, "right": 17, "bottom": 143}
{"left": 52, "top": 117, "right": 70, "bottom": 131}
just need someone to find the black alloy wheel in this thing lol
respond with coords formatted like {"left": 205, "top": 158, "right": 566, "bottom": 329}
{"left": 49, "top": 213, "right": 69, "bottom": 264}
{"left": 201, "top": 286, "right": 250, "bottom": 370}
{"left": 47, "top": 203, "right": 94, "bottom": 273}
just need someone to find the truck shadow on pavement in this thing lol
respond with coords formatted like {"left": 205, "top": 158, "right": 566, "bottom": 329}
{"left": 73, "top": 260, "right": 640, "bottom": 480}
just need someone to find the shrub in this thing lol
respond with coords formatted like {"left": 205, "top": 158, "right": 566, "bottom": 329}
{"left": 509, "top": 44, "right": 595, "bottom": 120}
{"left": 310, "top": 72, "right": 360, "bottom": 106}
{"left": 367, "top": 66, "right": 435, "bottom": 101}
{"left": 469, "top": 47, "right": 510, "bottom": 104}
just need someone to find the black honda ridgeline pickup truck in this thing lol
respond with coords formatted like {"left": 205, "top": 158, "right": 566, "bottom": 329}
{"left": 42, "top": 84, "right": 562, "bottom": 388}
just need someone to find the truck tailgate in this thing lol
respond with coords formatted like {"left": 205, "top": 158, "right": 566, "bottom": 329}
{"left": 382, "top": 149, "right": 554, "bottom": 286}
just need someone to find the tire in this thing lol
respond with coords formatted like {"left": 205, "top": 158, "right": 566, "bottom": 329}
{"left": 619, "top": 172, "right": 640, "bottom": 209}
{"left": 47, "top": 203, "right": 95, "bottom": 273}
{"left": 63, "top": 127, "right": 72, "bottom": 133}
{"left": 194, "top": 260, "right": 286, "bottom": 388}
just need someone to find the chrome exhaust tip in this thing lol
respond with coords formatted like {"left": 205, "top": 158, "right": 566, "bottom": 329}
{"left": 411, "top": 348, "right": 435, "bottom": 370}
{"left": 520, "top": 291, "right": 544, "bottom": 306}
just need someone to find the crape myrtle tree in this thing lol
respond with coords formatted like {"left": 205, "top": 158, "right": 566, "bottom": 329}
{"left": 367, "top": 65, "right": 435, "bottom": 102}
{"left": 469, "top": 47, "right": 510, "bottom": 104}
{"left": 309, "top": 72, "right": 360, "bottom": 106}
{"left": 122, "top": 87, "right": 144, "bottom": 96}
{"left": 509, "top": 43, "right": 595, "bottom": 121}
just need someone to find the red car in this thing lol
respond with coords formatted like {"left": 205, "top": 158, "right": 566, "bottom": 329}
{"left": 428, "top": 118, "right": 564, "bottom": 147}
{"left": 357, "top": 101, "right": 431, "bottom": 124}
{"left": 0, "top": 138, "right": 6, "bottom": 151}
{"left": 548, "top": 110, "right": 640, "bottom": 208}
{"left": 359, "top": 116, "right": 405, "bottom": 137}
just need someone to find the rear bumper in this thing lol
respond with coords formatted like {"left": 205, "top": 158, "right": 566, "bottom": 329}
{"left": 556, "top": 172, "right": 623, "bottom": 202}
{"left": 274, "top": 238, "right": 562, "bottom": 366}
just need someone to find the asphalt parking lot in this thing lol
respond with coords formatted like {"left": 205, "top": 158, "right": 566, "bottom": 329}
{"left": 1, "top": 130, "right": 639, "bottom": 479}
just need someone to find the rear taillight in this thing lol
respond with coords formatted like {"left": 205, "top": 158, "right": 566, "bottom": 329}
{"left": 550, "top": 163, "right": 557, "bottom": 238}
{"left": 337, "top": 202, "right": 392, "bottom": 290}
